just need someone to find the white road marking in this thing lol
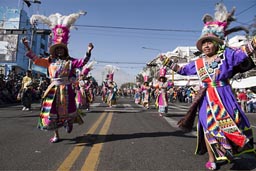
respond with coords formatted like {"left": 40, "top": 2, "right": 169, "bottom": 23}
{"left": 163, "top": 116, "right": 197, "bottom": 137}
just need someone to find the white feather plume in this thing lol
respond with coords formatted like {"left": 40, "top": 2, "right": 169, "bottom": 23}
{"left": 214, "top": 3, "right": 228, "bottom": 22}
{"left": 104, "top": 65, "right": 119, "bottom": 74}
{"left": 30, "top": 14, "right": 52, "bottom": 27}
{"left": 30, "top": 10, "right": 87, "bottom": 29}
{"left": 84, "top": 60, "right": 97, "bottom": 70}
{"left": 63, "top": 11, "right": 87, "bottom": 28}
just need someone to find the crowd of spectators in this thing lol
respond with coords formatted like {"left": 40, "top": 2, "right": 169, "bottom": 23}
{"left": 1, "top": 70, "right": 256, "bottom": 114}
{"left": 0, "top": 70, "right": 50, "bottom": 106}
{"left": 236, "top": 89, "right": 256, "bottom": 113}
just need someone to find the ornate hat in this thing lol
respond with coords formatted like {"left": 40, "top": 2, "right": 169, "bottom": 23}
{"left": 196, "top": 3, "right": 238, "bottom": 52}
{"left": 30, "top": 11, "right": 86, "bottom": 57}
{"left": 143, "top": 75, "right": 148, "bottom": 82}
{"left": 141, "top": 69, "right": 150, "bottom": 83}
{"left": 80, "top": 61, "right": 97, "bottom": 76}
{"left": 196, "top": 24, "right": 225, "bottom": 52}
{"left": 49, "top": 25, "right": 70, "bottom": 56}
{"left": 158, "top": 67, "right": 167, "bottom": 81}
{"left": 104, "top": 65, "right": 118, "bottom": 82}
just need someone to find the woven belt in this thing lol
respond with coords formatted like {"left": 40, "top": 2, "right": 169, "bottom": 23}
{"left": 202, "top": 80, "right": 229, "bottom": 88}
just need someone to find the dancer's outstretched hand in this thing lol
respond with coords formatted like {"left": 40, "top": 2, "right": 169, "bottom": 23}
{"left": 21, "top": 37, "right": 31, "bottom": 51}
{"left": 88, "top": 43, "right": 94, "bottom": 53}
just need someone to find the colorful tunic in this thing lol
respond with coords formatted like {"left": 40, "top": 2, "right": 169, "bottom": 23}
{"left": 106, "top": 81, "right": 118, "bottom": 107}
{"left": 101, "top": 80, "right": 108, "bottom": 103}
{"left": 177, "top": 47, "right": 254, "bottom": 161}
{"left": 141, "top": 85, "right": 151, "bottom": 108}
{"left": 134, "top": 86, "right": 142, "bottom": 104}
{"left": 26, "top": 51, "right": 90, "bottom": 130}
{"left": 155, "top": 81, "right": 171, "bottom": 114}
{"left": 75, "top": 79, "right": 91, "bottom": 110}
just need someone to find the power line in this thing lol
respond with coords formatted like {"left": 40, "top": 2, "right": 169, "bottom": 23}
{"left": 236, "top": 2, "right": 256, "bottom": 16}
{"left": 96, "top": 60, "right": 146, "bottom": 65}
{"left": 75, "top": 24, "right": 200, "bottom": 33}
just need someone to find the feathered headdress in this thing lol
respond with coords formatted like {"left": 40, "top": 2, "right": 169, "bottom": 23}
{"left": 30, "top": 11, "right": 86, "bottom": 56}
{"left": 80, "top": 60, "right": 97, "bottom": 76}
{"left": 196, "top": 3, "right": 249, "bottom": 51}
{"left": 104, "top": 65, "right": 119, "bottom": 81}
{"left": 141, "top": 68, "right": 150, "bottom": 83}
{"left": 158, "top": 67, "right": 167, "bottom": 80}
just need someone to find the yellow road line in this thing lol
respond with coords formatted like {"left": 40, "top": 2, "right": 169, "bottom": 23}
{"left": 57, "top": 112, "right": 107, "bottom": 171}
{"left": 81, "top": 112, "right": 113, "bottom": 171}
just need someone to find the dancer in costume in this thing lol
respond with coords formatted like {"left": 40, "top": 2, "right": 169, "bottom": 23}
{"left": 161, "top": 3, "right": 255, "bottom": 170}
{"left": 141, "top": 69, "right": 151, "bottom": 109}
{"left": 75, "top": 61, "right": 96, "bottom": 114}
{"left": 105, "top": 65, "right": 118, "bottom": 108}
{"left": 134, "top": 82, "right": 142, "bottom": 104}
{"left": 87, "top": 76, "right": 96, "bottom": 103}
{"left": 22, "top": 11, "right": 94, "bottom": 143}
{"left": 154, "top": 67, "right": 172, "bottom": 116}
{"left": 101, "top": 74, "right": 109, "bottom": 103}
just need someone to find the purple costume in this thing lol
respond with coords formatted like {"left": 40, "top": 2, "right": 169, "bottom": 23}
{"left": 177, "top": 47, "right": 254, "bottom": 160}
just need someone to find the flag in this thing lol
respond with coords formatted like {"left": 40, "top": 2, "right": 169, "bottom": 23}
{"left": 23, "top": 0, "right": 31, "bottom": 7}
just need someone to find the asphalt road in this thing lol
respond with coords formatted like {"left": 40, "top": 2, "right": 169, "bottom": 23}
{"left": 0, "top": 96, "right": 256, "bottom": 171}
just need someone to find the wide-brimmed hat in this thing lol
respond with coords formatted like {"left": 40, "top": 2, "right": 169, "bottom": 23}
{"left": 196, "top": 3, "right": 232, "bottom": 52}
{"left": 196, "top": 33, "right": 224, "bottom": 52}
{"left": 49, "top": 43, "right": 69, "bottom": 57}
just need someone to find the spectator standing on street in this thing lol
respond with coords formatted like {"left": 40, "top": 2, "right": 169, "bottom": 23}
{"left": 19, "top": 70, "right": 32, "bottom": 110}
{"left": 161, "top": 3, "right": 255, "bottom": 170}
{"left": 21, "top": 81, "right": 33, "bottom": 111}
{"left": 22, "top": 11, "right": 94, "bottom": 143}
{"left": 237, "top": 89, "right": 248, "bottom": 112}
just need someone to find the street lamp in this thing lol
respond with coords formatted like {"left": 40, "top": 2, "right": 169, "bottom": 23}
{"left": 142, "top": 47, "right": 162, "bottom": 79}
{"left": 141, "top": 47, "right": 161, "bottom": 53}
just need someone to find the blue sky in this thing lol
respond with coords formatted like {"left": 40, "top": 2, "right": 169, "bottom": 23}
{"left": 1, "top": 0, "right": 256, "bottom": 78}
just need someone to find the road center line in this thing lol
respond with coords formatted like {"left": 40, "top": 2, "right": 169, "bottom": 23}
{"left": 57, "top": 112, "right": 107, "bottom": 171}
{"left": 164, "top": 116, "right": 197, "bottom": 136}
{"left": 81, "top": 112, "right": 113, "bottom": 171}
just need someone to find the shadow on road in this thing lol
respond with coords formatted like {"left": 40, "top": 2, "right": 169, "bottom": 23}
{"left": 70, "top": 130, "right": 196, "bottom": 147}
{"left": 69, "top": 132, "right": 256, "bottom": 170}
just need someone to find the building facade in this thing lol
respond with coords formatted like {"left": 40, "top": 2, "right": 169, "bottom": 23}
{"left": 0, "top": 7, "right": 49, "bottom": 77}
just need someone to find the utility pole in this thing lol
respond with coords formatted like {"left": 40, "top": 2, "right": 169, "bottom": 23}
{"left": 20, "top": 0, "right": 42, "bottom": 70}
{"left": 28, "top": 21, "right": 36, "bottom": 70}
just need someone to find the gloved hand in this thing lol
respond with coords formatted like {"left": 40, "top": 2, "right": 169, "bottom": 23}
{"left": 160, "top": 55, "right": 173, "bottom": 67}
{"left": 21, "top": 37, "right": 31, "bottom": 51}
